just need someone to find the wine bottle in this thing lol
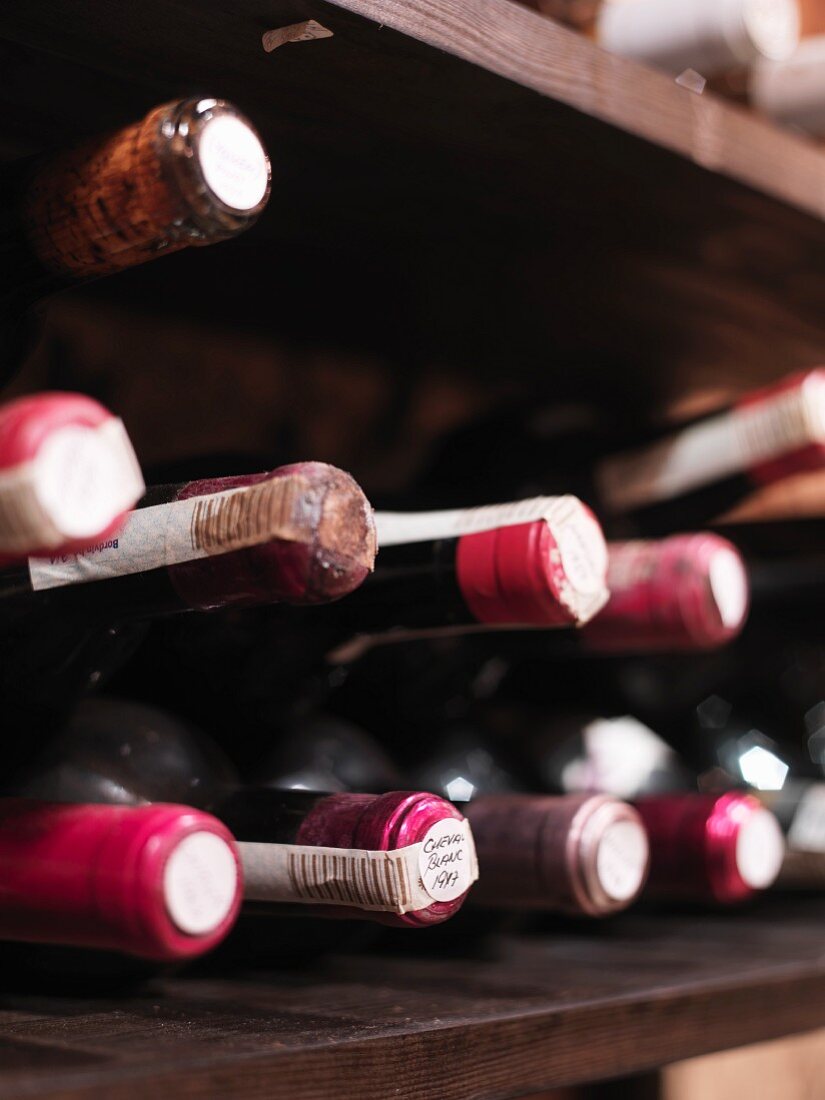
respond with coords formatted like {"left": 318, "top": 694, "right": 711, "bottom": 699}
{"left": 0, "top": 461, "right": 377, "bottom": 621}
{"left": 345, "top": 496, "right": 609, "bottom": 635}
{"left": 504, "top": 533, "right": 750, "bottom": 655}
{"left": 595, "top": 370, "right": 825, "bottom": 532}
{"left": 0, "top": 391, "right": 144, "bottom": 562}
{"left": 11, "top": 705, "right": 477, "bottom": 929}
{"left": 412, "top": 371, "right": 825, "bottom": 537}
{"left": 0, "top": 97, "right": 270, "bottom": 372}
{"left": 10, "top": 696, "right": 239, "bottom": 808}
{"left": 213, "top": 788, "right": 478, "bottom": 927}
{"left": 527, "top": 0, "right": 800, "bottom": 76}
{"left": 262, "top": 710, "right": 638, "bottom": 925}
{"left": 589, "top": 534, "right": 749, "bottom": 652}
{"left": 262, "top": 711, "right": 403, "bottom": 795}
{"left": 0, "top": 799, "right": 241, "bottom": 959}
{"left": 379, "top": 722, "right": 650, "bottom": 917}
{"left": 464, "top": 794, "right": 649, "bottom": 916}
{"left": 750, "top": 35, "right": 825, "bottom": 135}
{"left": 635, "top": 792, "right": 785, "bottom": 904}
{"left": 132, "top": 500, "right": 608, "bottom": 751}
{"left": 515, "top": 710, "right": 694, "bottom": 800}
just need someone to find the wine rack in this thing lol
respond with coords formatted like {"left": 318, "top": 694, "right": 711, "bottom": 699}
{"left": 2, "top": 0, "right": 825, "bottom": 1097}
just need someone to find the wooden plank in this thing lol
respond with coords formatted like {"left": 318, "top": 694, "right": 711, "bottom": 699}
{"left": 330, "top": 0, "right": 825, "bottom": 221}
{"left": 1, "top": 1, "right": 825, "bottom": 403}
{"left": 1, "top": 902, "right": 825, "bottom": 1098}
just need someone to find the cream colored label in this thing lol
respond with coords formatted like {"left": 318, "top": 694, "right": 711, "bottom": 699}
{"left": 417, "top": 818, "right": 478, "bottom": 902}
{"left": 735, "top": 808, "right": 785, "bottom": 889}
{"left": 239, "top": 820, "right": 478, "bottom": 914}
{"left": 0, "top": 418, "right": 144, "bottom": 555}
{"left": 198, "top": 115, "right": 269, "bottom": 211}
{"left": 596, "top": 375, "right": 825, "bottom": 514}
{"left": 163, "top": 831, "right": 239, "bottom": 936}
{"left": 375, "top": 495, "right": 608, "bottom": 626}
{"left": 595, "top": 819, "right": 649, "bottom": 902}
{"left": 708, "top": 546, "right": 749, "bottom": 628}
{"left": 28, "top": 475, "right": 303, "bottom": 591}
{"left": 376, "top": 496, "right": 573, "bottom": 546}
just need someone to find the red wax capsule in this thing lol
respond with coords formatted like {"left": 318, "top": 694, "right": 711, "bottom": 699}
{"left": 581, "top": 534, "right": 750, "bottom": 653}
{"left": 0, "top": 393, "right": 143, "bottom": 563}
{"left": 635, "top": 793, "right": 785, "bottom": 905}
{"left": 0, "top": 799, "right": 241, "bottom": 960}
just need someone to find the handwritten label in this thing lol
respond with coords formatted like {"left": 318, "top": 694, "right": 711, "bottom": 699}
{"left": 238, "top": 818, "right": 478, "bottom": 915}
{"left": 418, "top": 817, "right": 478, "bottom": 902}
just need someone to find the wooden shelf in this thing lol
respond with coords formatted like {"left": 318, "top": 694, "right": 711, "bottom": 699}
{"left": 2, "top": 0, "right": 825, "bottom": 405}
{"left": 2, "top": 900, "right": 825, "bottom": 1099}
{"left": 1, "top": 8, "right": 825, "bottom": 1097}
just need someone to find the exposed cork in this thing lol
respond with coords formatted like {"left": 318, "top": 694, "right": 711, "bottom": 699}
{"left": 171, "top": 461, "right": 377, "bottom": 609}
{"left": 21, "top": 97, "right": 270, "bottom": 279}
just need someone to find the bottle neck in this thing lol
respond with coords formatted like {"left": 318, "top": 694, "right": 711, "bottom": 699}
{"left": 596, "top": 371, "right": 825, "bottom": 532}
{"left": 17, "top": 98, "right": 270, "bottom": 285}
{"left": 0, "top": 799, "right": 240, "bottom": 959}
{"left": 4, "top": 462, "right": 376, "bottom": 624}
{"left": 466, "top": 793, "right": 649, "bottom": 915}
{"left": 215, "top": 789, "right": 477, "bottom": 928}
{"left": 331, "top": 537, "right": 469, "bottom": 632}
{"left": 635, "top": 792, "right": 786, "bottom": 904}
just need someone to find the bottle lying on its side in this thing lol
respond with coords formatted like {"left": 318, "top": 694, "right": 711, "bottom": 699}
{"left": 0, "top": 96, "right": 270, "bottom": 376}
{"left": 14, "top": 698, "right": 478, "bottom": 930}
{"left": 0, "top": 797, "right": 241, "bottom": 960}
{"left": 0, "top": 391, "right": 144, "bottom": 564}
{"left": 265, "top": 712, "right": 650, "bottom": 918}
{"left": 0, "top": 461, "right": 377, "bottom": 757}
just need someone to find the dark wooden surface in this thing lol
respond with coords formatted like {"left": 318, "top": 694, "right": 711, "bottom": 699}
{"left": 1, "top": 0, "right": 825, "bottom": 407}
{"left": 1, "top": 901, "right": 825, "bottom": 1099}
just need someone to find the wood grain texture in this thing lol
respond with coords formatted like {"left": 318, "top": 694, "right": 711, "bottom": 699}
{"left": 0, "top": 0, "right": 825, "bottom": 408}
{"left": 0, "top": 901, "right": 825, "bottom": 1098}
{"left": 331, "top": 0, "right": 825, "bottom": 221}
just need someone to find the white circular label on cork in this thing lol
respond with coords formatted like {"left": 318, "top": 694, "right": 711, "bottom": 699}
{"left": 33, "top": 420, "right": 144, "bottom": 541}
{"left": 595, "top": 819, "right": 649, "bottom": 902}
{"left": 743, "top": 0, "right": 799, "bottom": 61}
{"left": 163, "top": 831, "right": 239, "bottom": 936}
{"left": 198, "top": 115, "right": 269, "bottom": 211}
{"left": 735, "top": 808, "right": 785, "bottom": 890}
{"left": 708, "top": 547, "right": 749, "bottom": 629}
{"left": 554, "top": 505, "right": 609, "bottom": 596}
{"left": 417, "top": 818, "right": 477, "bottom": 903}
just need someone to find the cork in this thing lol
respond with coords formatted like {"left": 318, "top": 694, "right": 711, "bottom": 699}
{"left": 21, "top": 98, "right": 270, "bottom": 279}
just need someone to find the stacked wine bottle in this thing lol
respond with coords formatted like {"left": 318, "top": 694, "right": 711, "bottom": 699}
{"left": 2, "top": 89, "right": 825, "bottom": 976}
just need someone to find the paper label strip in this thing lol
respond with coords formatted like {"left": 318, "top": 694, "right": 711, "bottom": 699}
{"left": 238, "top": 821, "right": 478, "bottom": 915}
{"left": 596, "top": 381, "right": 822, "bottom": 514}
{"left": 375, "top": 495, "right": 577, "bottom": 547}
{"left": 28, "top": 475, "right": 304, "bottom": 592}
